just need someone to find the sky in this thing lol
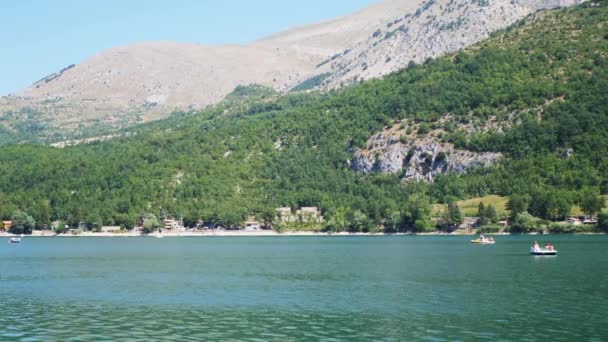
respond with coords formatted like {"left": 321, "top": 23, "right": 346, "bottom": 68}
{"left": 0, "top": 0, "right": 378, "bottom": 95}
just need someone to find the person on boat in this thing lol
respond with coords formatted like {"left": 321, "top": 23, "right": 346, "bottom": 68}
{"left": 533, "top": 241, "right": 540, "bottom": 250}
{"left": 545, "top": 244, "right": 554, "bottom": 251}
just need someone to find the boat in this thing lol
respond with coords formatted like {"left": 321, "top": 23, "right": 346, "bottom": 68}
{"left": 8, "top": 237, "right": 21, "bottom": 244}
{"left": 471, "top": 236, "right": 495, "bottom": 244}
{"left": 154, "top": 234, "right": 164, "bottom": 239}
{"left": 530, "top": 246, "right": 557, "bottom": 255}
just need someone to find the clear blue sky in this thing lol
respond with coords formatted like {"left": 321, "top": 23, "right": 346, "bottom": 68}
{"left": 0, "top": 0, "right": 377, "bottom": 95}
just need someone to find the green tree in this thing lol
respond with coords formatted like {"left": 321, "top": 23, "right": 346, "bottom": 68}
{"left": 510, "top": 212, "right": 544, "bottom": 234}
{"left": 260, "top": 209, "right": 276, "bottom": 230}
{"left": 402, "top": 193, "right": 432, "bottom": 232}
{"left": 53, "top": 221, "right": 67, "bottom": 234}
{"left": 325, "top": 207, "right": 349, "bottom": 232}
{"left": 485, "top": 205, "right": 499, "bottom": 224}
{"left": 507, "top": 195, "right": 529, "bottom": 221}
{"left": 10, "top": 211, "right": 36, "bottom": 235}
{"left": 580, "top": 190, "right": 605, "bottom": 217}
{"left": 477, "top": 202, "right": 487, "bottom": 225}
{"left": 142, "top": 213, "right": 162, "bottom": 234}
{"left": 441, "top": 202, "right": 463, "bottom": 231}
{"left": 598, "top": 211, "right": 608, "bottom": 232}
{"left": 385, "top": 210, "right": 402, "bottom": 232}
{"left": 348, "top": 210, "right": 371, "bottom": 232}
{"left": 32, "top": 200, "right": 52, "bottom": 230}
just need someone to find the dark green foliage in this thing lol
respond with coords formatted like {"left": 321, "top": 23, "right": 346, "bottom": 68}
{"left": 528, "top": 188, "right": 572, "bottom": 221}
{"left": 142, "top": 213, "right": 162, "bottom": 234}
{"left": 506, "top": 195, "right": 529, "bottom": 221}
{"left": 0, "top": 3, "right": 606, "bottom": 232}
{"left": 9, "top": 211, "right": 35, "bottom": 235}
{"left": 478, "top": 202, "right": 499, "bottom": 225}
{"left": 401, "top": 193, "right": 433, "bottom": 232}
{"left": 509, "top": 212, "right": 545, "bottom": 234}
{"left": 598, "top": 211, "right": 608, "bottom": 232}
{"left": 224, "top": 84, "right": 277, "bottom": 102}
{"left": 579, "top": 189, "right": 605, "bottom": 216}
{"left": 439, "top": 202, "right": 463, "bottom": 231}
{"left": 290, "top": 73, "right": 331, "bottom": 92}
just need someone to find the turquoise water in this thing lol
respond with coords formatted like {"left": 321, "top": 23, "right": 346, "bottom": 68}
{"left": 0, "top": 236, "right": 606, "bottom": 341}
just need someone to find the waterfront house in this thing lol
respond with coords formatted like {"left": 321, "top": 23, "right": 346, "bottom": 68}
{"left": 244, "top": 221, "right": 260, "bottom": 231}
{"left": 583, "top": 217, "right": 598, "bottom": 225}
{"left": 163, "top": 219, "right": 180, "bottom": 230}
{"left": 565, "top": 217, "right": 583, "bottom": 225}
{"left": 2, "top": 220, "right": 11, "bottom": 231}
{"left": 276, "top": 207, "right": 324, "bottom": 224}
{"left": 275, "top": 207, "right": 294, "bottom": 223}
{"left": 296, "top": 207, "right": 324, "bottom": 223}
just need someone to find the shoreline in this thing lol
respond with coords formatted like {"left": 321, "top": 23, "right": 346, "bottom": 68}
{"left": 0, "top": 231, "right": 604, "bottom": 238}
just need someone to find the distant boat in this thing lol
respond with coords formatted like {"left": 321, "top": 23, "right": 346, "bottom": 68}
{"left": 155, "top": 234, "right": 164, "bottom": 239}
{"left": 8, "top": 237, "right": 21, "bottom": 244}
{"left": 471, "top": 236, "right": 495, "bottom": 244}
{"left": 530, "top": 245, "right": 557, "bottom": 256}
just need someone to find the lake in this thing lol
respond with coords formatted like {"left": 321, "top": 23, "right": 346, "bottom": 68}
{"left": 0, "top": 235, "right": 606, "bottom": 341}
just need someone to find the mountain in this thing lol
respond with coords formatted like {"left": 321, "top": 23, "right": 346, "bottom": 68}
{"left": 316, "top": 0, "right": 588, "bottom": 88}
{"left": 0, "top": 0, "right": 585, "bottom": 144}
{"left": 0, "top": 0, "right": 605, "bottom": 232}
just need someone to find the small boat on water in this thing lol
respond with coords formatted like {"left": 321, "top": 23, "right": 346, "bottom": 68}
{"left": 471, "top": 235, "right": 495, "bottom": 244}
{"left": 530, "top": 241, "right": 557, "bottom": 255}
{"left": 530, "top": 245, "right": 557, "bottom": 255}
{"left": 155, "top": 234, "right": 164, "bottom": 239}
{"left": 8, "top": 237, "right": 21, "bottom": 244}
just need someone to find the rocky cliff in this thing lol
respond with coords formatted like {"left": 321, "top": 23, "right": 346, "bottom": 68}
{"left": 351, "top": 121, "right": 502, "bottom": 182}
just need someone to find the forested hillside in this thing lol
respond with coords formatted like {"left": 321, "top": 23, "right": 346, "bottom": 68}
{"left": 0, "top": 1, "right": 606, "bottom": 232}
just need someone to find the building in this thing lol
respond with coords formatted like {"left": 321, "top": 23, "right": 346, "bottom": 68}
{"left": 275, "top": 207, "right": 294, "bottom": 223}
{"left": 583, "top": 218, "right": 598, "bottom": 225}
{"left": 565, "top": 217, "right": 583, "bottom": 226}
{"left": 2, "top": 221, "right": 12, "bottom": 231}
{"left": 275, "top": 207, "right": 324, "bottom": 224}
{"left": 296, "top": 207, "right": 323, "bottom": 223}
{"left": 163, "top": 219, "right": 180, "bottom": 230}
{"left": 244, "top": 221, "right": 260, "bottom": 231}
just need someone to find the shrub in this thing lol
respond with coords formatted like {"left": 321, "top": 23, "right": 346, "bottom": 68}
{"left": 548, "top": 223, "right": 596, "bottom": 234}
{"left": 509, "top": 212, "right": 546, "bottom": 233}
{"left": 478, "top": 224, "right": 502, "bottom": 233}
{"left": 598, "top": 211, "right": 608, "bottom": 232}
{"left": 9, "top": 211, "right": 35, "bottom": 235}
{"left": 417, "top": 123, "right": 431, "bottom": 135}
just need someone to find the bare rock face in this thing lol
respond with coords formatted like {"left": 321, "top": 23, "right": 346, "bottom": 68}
{"left": 352, "top": 127, "right": 501, "bottom": 182}
{"left": 314, "top": 0, "right": 588, "bottom": 89}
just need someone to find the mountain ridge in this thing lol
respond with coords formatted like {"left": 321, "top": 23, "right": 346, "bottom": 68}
{"left": 0, "top": 0, "right": 586, "bottom": 144}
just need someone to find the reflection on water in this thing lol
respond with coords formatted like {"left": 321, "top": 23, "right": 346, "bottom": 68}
{"left": 0, "top": 236, "right": 607, "bottom": 340}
